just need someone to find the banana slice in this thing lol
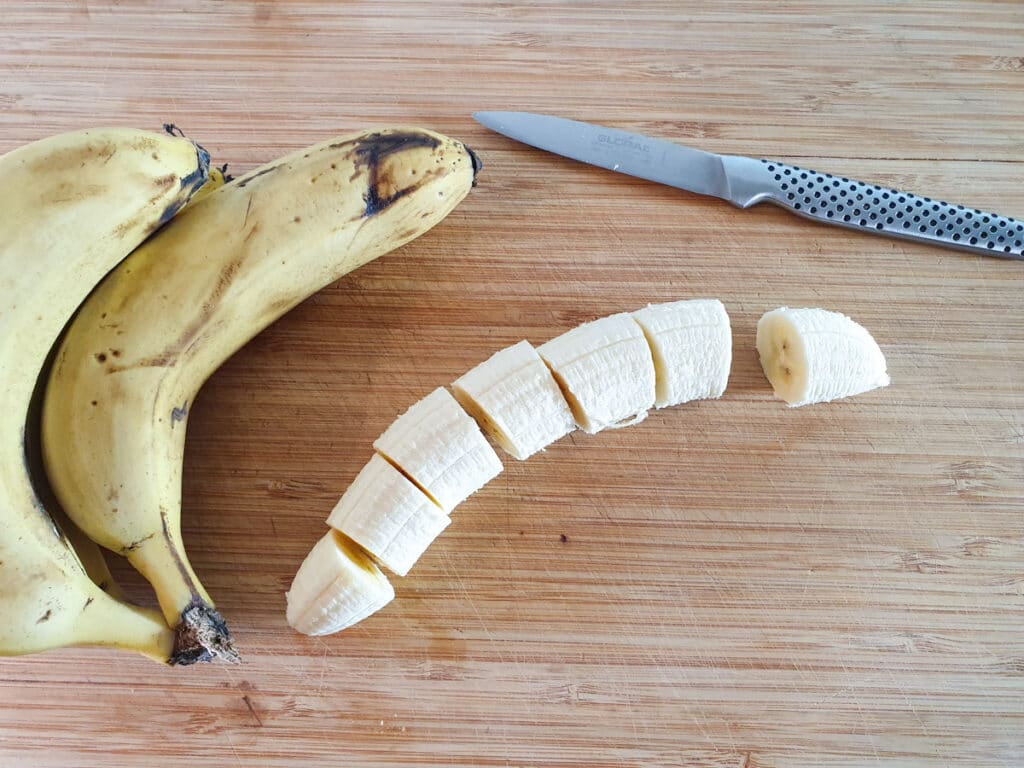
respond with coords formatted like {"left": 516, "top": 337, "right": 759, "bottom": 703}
{"left": 452, "top": 340, "right": 575, "bottom": 460}
{"left": 373, "top": 387, "right": 503, "bottom": 512}
{"left": 286, "top": 530, "right": 395, "bottom": 636}
{"left": 633, "top": 299, "right": 732, "bottom": 407}
{"left": 756, "top": 306, "right": 890, "bottom": 407}
{"left": 327, "top": 454, "right": 451, "bottom": 577}
{"left": 537, "top": 312, "right": 655, "bottom": 434}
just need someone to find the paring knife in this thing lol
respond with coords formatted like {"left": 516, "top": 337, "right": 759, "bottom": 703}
{"left": 473, "top": 111, "right": 1023, "bottom": 261}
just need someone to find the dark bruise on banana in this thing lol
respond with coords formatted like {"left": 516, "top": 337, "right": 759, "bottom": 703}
{"left": 234, "top": 130, "right": 479, "bottom": 218}
{"left": 98, "top": 129, "right": 478, "bottom": 379}
{"left": 113, "top": 142, "right": 211, "bottom": 241}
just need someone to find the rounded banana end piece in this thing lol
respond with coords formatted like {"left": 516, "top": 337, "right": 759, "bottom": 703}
{"left": 756, "top": 307, "right": 889, "bottom": 407}
{"left": 286, "top": 530, "right": 395, "bottom": 636}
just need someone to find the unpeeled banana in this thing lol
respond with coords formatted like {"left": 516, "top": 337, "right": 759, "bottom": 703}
{"left": 0, "top": 127, "right": 209, "bottom": 662}
{"left": 42, "top": 128, "right": 479, "bottom": 661}
{"left": 756, "top": 307, "right": 890, "bottom": 407}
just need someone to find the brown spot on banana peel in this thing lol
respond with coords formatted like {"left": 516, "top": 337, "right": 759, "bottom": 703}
{"left": 236, "top": 164, "right": 279, "bottom": 189}
{"left": 35, "top": 609, "right": 52, "bottom": 624}
{"left": 152, "top": 173, "right": 178, "bottom": 193}
{"left": 122, "top": 532, "right": 155, "bottom": 553}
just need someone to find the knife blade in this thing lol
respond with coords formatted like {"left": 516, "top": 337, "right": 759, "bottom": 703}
{"left": 474, "top": 111, "right": 1023, "bottom": 261}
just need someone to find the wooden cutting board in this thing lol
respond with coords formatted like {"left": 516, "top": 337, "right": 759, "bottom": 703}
{"left": 1, "top": 3, "right": 1021, "bottom": 766}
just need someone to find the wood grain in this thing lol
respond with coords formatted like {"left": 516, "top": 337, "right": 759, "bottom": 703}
{"left": 1, "top": 2, "right": 1022, "bottom": 767}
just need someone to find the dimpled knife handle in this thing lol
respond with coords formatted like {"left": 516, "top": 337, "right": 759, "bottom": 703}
{"left": 721, "top": 155, "right": 1024, "bottom": 261}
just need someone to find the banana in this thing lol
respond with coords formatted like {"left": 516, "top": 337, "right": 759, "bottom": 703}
{"left": 632, "top": 299, "right": 732, "bottom": 407}
{"left": 452, "top": 340, "right": 575, "bottom": 460}
{"left": 0, "top": 127, "right": 209, "bottom": 661}
{"left": 756, "top": 307, "right": 890, "bottom": 406}
{"left": 285, "top": 299, "right": 742, "bottom": 637}
{"left": 42, "top": 128, "right": 478, "bottom": 661}
{"left": 186, "top": 162, "right": 231, "bottom": 206}
{"left": 373, "top": 387, "right": 503, "bottom": 512}
{"left": 286, "top": 530, "right": 394, "bottom": 636}
{"left": 537, "top": 312, "right": 656, "bottom": 433}
{"left": 290, "top": 388, "right": 498, "bottom": 631}
{"left": 326, "top": 454, "right": 450, "bottom": 577}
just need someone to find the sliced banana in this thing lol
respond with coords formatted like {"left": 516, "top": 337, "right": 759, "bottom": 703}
{"left": 452, "top": 340, "right": 575, "bottom": 460}
{"left": 633, "top": 299, "right": 732, "bottom": 407}
{"left": 756, "top": 306, "right": 890, "bottom": 407}
{"left": 537, "top": 312, "right": 655, "bottom": 434}
{"left": 286, "top": 530, "right": 395, "bottom": 636}
{"left": 373, "top": 387, "right": 503, "bottom": 512}
{"left": 327, "top": 454, "right": 451, "bottom": 577}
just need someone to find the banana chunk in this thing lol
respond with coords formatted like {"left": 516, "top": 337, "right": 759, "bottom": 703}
{"left": 452, "top": 340, "right": 575, "bottom": 460}
{"left": 327, "top": 454, "right": 451, "bottom": 577}
{"left": 537, "top": 312, "right": 655, "bottom": 434}
{"left": 756, "top": 306, "right": 890, "bottom": 407}
{"left": 633, "top": 299, "right": 732, "bottom": 407}
{"left": 373, "top": 387, "right": 503, "bottom": 512}
{"left": 286, "top": 530, "right": 395, "bottom": 636}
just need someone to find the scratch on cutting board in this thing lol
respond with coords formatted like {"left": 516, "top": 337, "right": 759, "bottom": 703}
{"left": 884, "top": 665, "right": 930, "bottom": 738}
{"left": 441, "top": 552, "right": 507, "bottom": 663}
{"left": 221, "top": 726, "right": 244, "bottom": 768}
{"left": 315, "top": 643, "right": 330, "bottom": 697}
{"left": 840, "top": 654, "right": 881, "bottom": 763}
{"left": 242, "top": 694, "right": 263, "bottom": 727}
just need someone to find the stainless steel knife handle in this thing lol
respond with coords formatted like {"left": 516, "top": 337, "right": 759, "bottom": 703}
{"left": 721, "top": 155, "right": 1024, "bottom": 260}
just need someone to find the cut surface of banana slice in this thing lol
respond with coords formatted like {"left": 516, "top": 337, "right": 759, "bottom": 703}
{"left": 373, "top": 387, "right": 503, "bottom": 512}
{"left": 327, "top": 454, "right": 451, "bottom": 577}
{"left": 452, "top": 340, "right": 575, "bottom": 460}
{"left": 756, "top": 306, "right": 890, "bottom": 407}
{"left": 633, "top": 299, "right": 732, "bottom": 407}
{"left": 537, "top": 312, "right": 655, "bottom": 434}
{"left": 286, "top": 530, "right": 395, "bottom": 636}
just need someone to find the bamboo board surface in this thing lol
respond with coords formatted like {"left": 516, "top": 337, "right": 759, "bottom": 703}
{"left": 1, "top": 3, "right": 1022, "bottom": 767}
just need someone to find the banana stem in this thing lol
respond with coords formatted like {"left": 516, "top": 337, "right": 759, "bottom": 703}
{"left": 128, "top": 534, "right": 238, "bottom": 664}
